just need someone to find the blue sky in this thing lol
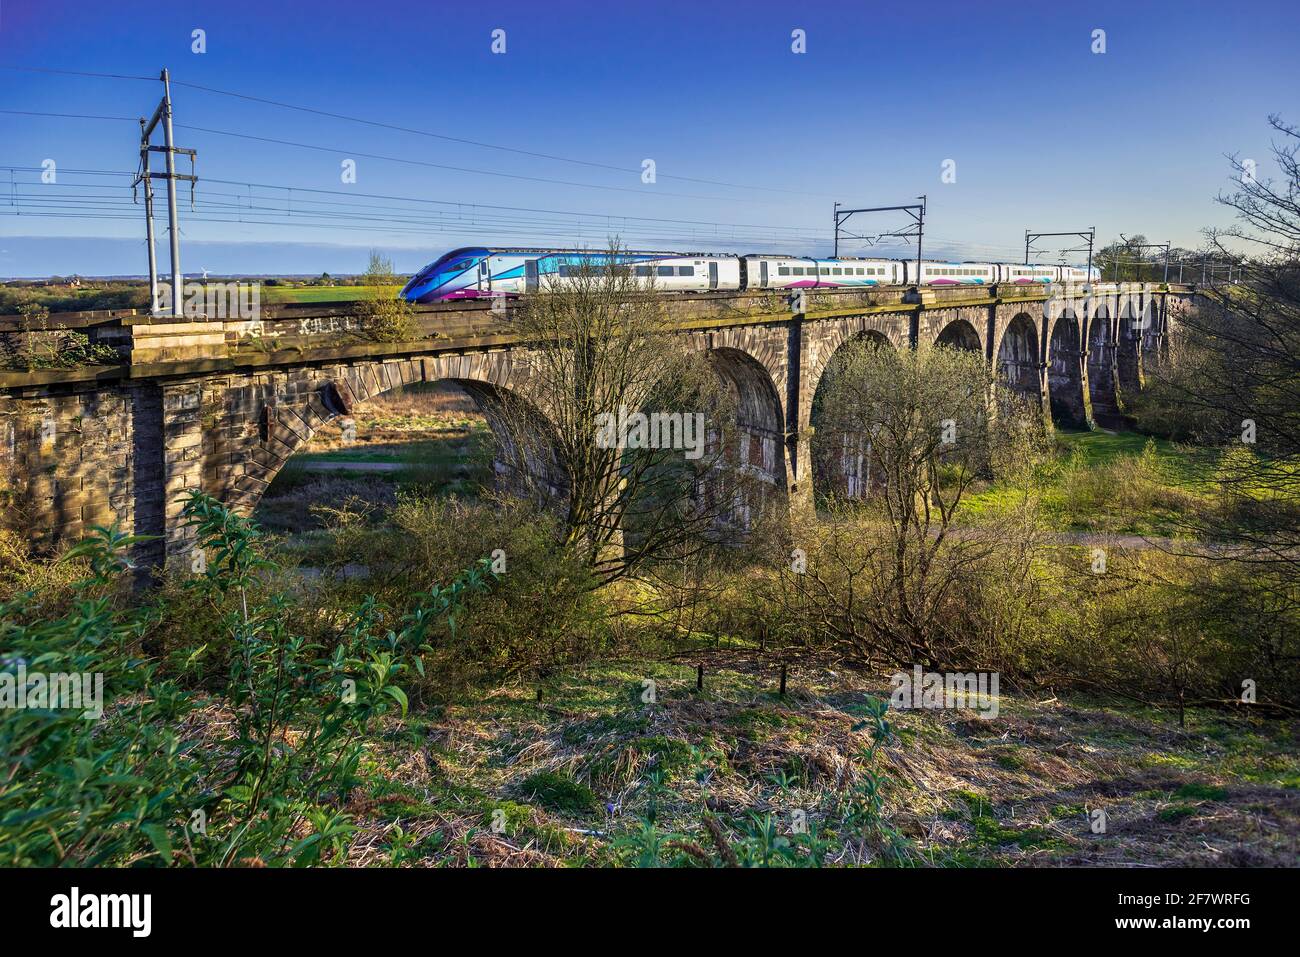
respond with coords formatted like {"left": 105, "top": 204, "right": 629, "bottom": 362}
{"left": 1, "top": 0, "right": 1297, "bottom": 277}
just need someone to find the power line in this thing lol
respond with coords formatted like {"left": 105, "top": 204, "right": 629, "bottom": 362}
{"left": 0, "top": 63, "right": 831, "bottom": 200}
{"left": 0, "top": 109, "right": 137, "bottom": 122}
{"left": 173, "top": 122, "right": 789, "bottom": 204}
{"left": 168, "top": 77, "right": 832, "bottom": 199}
{"left": 0, "top": 65, "right": 157, "bottom": 82}
{"left": 0, "top": 166, "right": 829, "bottom": 239}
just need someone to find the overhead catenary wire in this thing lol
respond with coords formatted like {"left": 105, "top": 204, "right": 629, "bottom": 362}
{"left": 0, "top": 63, "right": 833, "bottom": 200}
{"left": 165, "top": 77, "right": 835, "bottom": 199}
{"left": 0, "top": 166, "right": 836, "bottom": 247}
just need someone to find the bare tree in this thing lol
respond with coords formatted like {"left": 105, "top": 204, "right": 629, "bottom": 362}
{"left": 1148, "top": 115, "right": 1300, "bottom": 572}
{"left": 492, "top": 243, "right": 742, "bottom": 586}
{"left": 788, "top": 339, "right": 1049, "bottom": 668}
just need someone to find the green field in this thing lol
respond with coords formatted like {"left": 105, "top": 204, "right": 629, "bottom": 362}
{"left": 959, "top": 430, "right": 1220, "bottom": 537}
{"left": 259, "top": 285, "right": 377, "bottom": 304}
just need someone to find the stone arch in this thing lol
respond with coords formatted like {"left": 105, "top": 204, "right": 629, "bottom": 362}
{"left": 1085, "top": 304, "right": 1120, "bottom": 426}
{"left": 935, "top": 317, "right": 982, "bottom": 353}
{"left": 1117, "top": 297, "right": 1145, "bottom": 393}
{"left": 807, "top": 330, "right": 894, "bottom": 500}
{"left": 804, "top": 315, "right": 908, "bottom": 406}
{"left": 994, "top": 312, "right": 1042, "bottom": 403}
{"left": 705, "top": 346, "right": 789, "bottom": 528}
{"left": 1046, "top": 314, "right": 1089, "bottom": 429}
{"left": 227, "top": 356, "right": 566, "bottom": 514}
{"left": 1142, "top": 294, "right": 1166, "bottom": 367}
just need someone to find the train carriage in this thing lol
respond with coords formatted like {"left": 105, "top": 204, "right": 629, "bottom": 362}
{"left": 911, "top": 261, "right": 995, "bottom": 285}
{"left": 996, "top": 264, "right": 1061, "bottom": 284}
{"left": 401, "top": 245, "right": 1099, "bottom": 302}
{"left": 400, "top": 247, "right": 741, "bottom": 302}
{"left": 740, "top": 256, "right": 901, "bottom": 289}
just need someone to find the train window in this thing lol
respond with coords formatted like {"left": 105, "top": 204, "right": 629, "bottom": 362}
{"left": 778, "top": 266, "right": 790, "bottom": 276}
{"left": 832, "top": 268, "right": 841, "bottom": 275}
{"left": 656, "top": 266, "right": 674, "bottom": 277}
{"left": 677, "top": 266, "right": 695, "bottom": 276}
{"left": 634, "top": 266, "right": 652, "bottom": 277}
{"left": 792, "top": 267, "right": 803, "bottom": 276}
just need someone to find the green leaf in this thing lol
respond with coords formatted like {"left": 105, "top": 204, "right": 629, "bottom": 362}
{"left": 141, "top": 823, "right": 173, "bottom": 862}
{"left": 382, "top": 685, "right": 409, "bottom": 715}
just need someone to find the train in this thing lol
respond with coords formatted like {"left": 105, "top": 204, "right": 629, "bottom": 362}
{"left": 399, "top": 246, "right": 1100, "bottom": 303}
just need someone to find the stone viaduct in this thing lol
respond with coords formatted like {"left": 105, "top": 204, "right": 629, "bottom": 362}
{"left": 0, "top": 281, "right": 1193, "bottom": 569}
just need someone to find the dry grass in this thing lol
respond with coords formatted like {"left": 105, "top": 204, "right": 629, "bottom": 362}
{"left": 322, "top": 654, "right": 1299, "bottom": 867}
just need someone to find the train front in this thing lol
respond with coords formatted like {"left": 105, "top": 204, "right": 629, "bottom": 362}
{"left": 400, "top": 248, "right": 488, "bottom": 303}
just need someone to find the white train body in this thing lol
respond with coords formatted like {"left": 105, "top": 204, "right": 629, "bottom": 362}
{"left": 741, "top": 256, "right": 902, "bottom": 289}
{"left": 401, "top": 246, "right": 1101, "bottom": 303}
{"left": 913, "top": 262, "right": 995, "bottom": 285}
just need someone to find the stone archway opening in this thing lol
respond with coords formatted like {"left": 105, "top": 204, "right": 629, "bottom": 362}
{"left": 705, "top": 346, "right": 789, "bottom": 530}
{"left": 1047, "top": 314, "right": 1089, "bottom": 429}
{"left": 995, "top": 313, "right": 1041, "bottom": 404}
{"left": 1086, "top": 308, "right": 1122, "bottom": 428}
{"left": 249, "top": 373, "right": 565, "bottom": 534}
{"left": 809, "top": 330, "right": 893, "bottom": 501}
{"left": 935, "top": 318, "right": 982, "bottom": 353}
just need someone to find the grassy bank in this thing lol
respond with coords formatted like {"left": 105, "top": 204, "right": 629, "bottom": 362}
{"left": 960, "top": 430, "right": 1221, "bottom": 537}
{"left": 319, "top": 658, "right": 1299, "bottom": 867}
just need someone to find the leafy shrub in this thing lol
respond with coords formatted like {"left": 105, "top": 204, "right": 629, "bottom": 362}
{"left": 1056, "top": 440, "right": 1199, "bottom": 526}
{"left": 301, "top": 493, "right": 605, "bottom": 692}
{"left": 1, "top": 301, "right": 120, "bottom": 371}
{"left": 0, "top": 493, "right": 496, "bottom": 866}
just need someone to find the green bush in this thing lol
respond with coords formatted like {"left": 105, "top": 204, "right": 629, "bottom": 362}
{"left": 0, "top": 493, "right": 496, "bottom": 866}
{"left": 299, "top": 494, "right": 606, "bottom": 693}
